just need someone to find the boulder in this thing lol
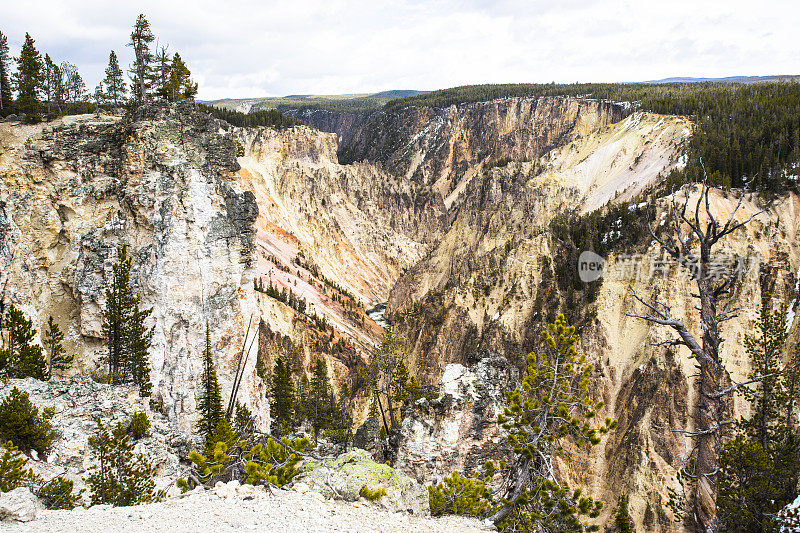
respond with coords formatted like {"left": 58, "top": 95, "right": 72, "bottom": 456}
{"left": 0, "top": 487, "right": 40, "bottom": 522}
{"left": 291, "top": 448, "right": 427, "bottom": 514}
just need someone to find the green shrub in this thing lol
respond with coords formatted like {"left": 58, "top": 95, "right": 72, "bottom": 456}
{"left": 242, "top": 436, "right": 309, "bottom": 487}
{"left": 0, "top": 441, "right": 32, "bottom": 492}
{"left": 90, "top": 369, "right": 112, "bottom": 384}
{"left": 0, "top": 305, "right": 47, "bottom": 379}
{"left": 38, "top": 476, "right": 83, "bottom": 509}
{"left": 178, "top": 434, "right": 310, "bottom": 492}
{"left": 86, "top": 420, "right": 157, "bottom": 506}
{"left": 428, "top": 470, "right": 495, "bottom": 518}
{"left": 128, "top": 412, "right": 150, "bottom": 440}
{"left": 359, "top": 485, "right": 386, "bottom": 502}
{"left": 0, "top": 387, "right": 56, "bottom": 455}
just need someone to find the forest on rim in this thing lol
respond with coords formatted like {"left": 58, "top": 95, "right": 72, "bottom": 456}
{"left": 383, "top": 82, "right": 800, "bottom": 194}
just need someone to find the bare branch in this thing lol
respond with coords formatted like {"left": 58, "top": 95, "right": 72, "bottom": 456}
{"left": 628, "top": 286, "right": 705, "bottom": 361}
{"left": 709, "top": 367, "right": 795, "bottom": 398}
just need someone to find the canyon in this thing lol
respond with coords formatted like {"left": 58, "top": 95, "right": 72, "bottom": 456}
{"left": 1, "top": 95, "right": 798, "bottom": 530}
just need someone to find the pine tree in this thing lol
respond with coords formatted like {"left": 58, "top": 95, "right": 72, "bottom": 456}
{"left": 102, "top": 245, "right": 153, "bottom": 396}
{"left": 13, "top": 33, "right": 44, "bottom": 121}
{"left": 196, "top": 324, "right": 223, "bottom": 439}
{"left": 127, "top": 14, "right": 155, "bottom": 104}
{"left": 153, "top": 45, "right": 170, "bottom": 99}
{"left": 614, "top": 494, "right": 634, "bottom": 533}
{"left": 0, "top": 304, "right": 47, "bottom": 379}
{"left": 718, "top": 294, "right": 800, "bottom": 531}
{"left": 42, "top": 55, "right": 60, "bottom": 121}
{"left": 92, "top": 82, "right": 103, "bottom": 117}
{"left": 162, "top": 52, "right": 197, "bottom": 101}
{"left": 306, "top": 358, "right": 336, "bottom": 442}
{"left": 234, "top": 402, "right": 253, "bottom": 436}
{"left": 0, "top": 442, "right": 32, "bottom": 492}
{"left": 86, "top": 420, "right": 157, "bottom": 507}
{"left": 0, "top": 387, "right": 56, "bottom": 455}
{"left": 60, "top": 63, "right": 85, "bottom": 114}
{"left": 489, "top": 314, "right": 615, "bottom": 529}
{"left": 0, "top": 31, "right": 13, "bottom": 114}
{"left": 42, "top": 316, "right": 72, "bottom": 378}
{"left": 269, "top": 357, "right": 295, "bottom": 436}
{"left": 102, "top": 51, "right": 126, "bottom": 108}
{"left": 741, "top": 293, "right": 789, "bottom": 449}
{"left": 365, "top": 327, "right": 409, "bottom": 432}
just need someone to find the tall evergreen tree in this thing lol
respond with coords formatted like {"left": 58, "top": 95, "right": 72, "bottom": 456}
{"left": 0, "top": 31, "right": 12, "bottom": 114}
{"left": 196, "top": 324, "right": 223, "bottom": 439}
{"left": 306, "top": 358, "right": 336, "bottom": 442}
{"left": 741, "top": 293, "right": 789, "bottom": 449}
{"left": 718, "top": 294, "right": 800, "bottom": 531}
{"left": 42, "top": 55, "right": 60, "bottom": 121}
{"left": 0, "top": 304, "right": 46, "bottom": 379}
{"left": 101, "top": 245, "right": 153, "bottom": 396}
{"left": 365, "top": 327, "right": 410, "bottom": 432}
{"left": 13, "top": 33, "right": 44, "bottom": 121}
{"left": 162, "top": 52, "right": 197, "bottom": 101}
{"left": 60, "top": 62, "right": 85, "bottom": 114}
{"left": 127, "top": 14, "right": 155, "bottom": 104}
{"left": 269, "top": 356, "right": 295, "bottom": 436}
{"left": 153, "top": 45, "right": 170, "bottom": 99}
{"left": 102, "top": 51, "right": 126, "bottom": 108}
{"left": 614, "top": 494, "right": 634, "bottom": 533}
{"left": 42, "top": 316, "right": 72, "bottom": 378}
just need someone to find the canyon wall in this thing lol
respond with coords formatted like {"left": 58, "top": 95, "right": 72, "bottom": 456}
{"left": 0, "top": 101, "right": 437, "bottom": 431}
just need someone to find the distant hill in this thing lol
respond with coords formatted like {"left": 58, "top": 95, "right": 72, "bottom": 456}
{"left": 644, "top": 75, "right": 800, "bottom": 84}
{"left": 203, "top": 90, "right": 427, "bottom": 114}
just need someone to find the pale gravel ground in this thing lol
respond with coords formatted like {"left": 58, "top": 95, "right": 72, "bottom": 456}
{"left": 3, "top": 488, "right": 490, "bottom": 533}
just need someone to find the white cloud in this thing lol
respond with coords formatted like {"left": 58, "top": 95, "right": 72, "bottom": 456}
{"left": 1, "top": 0, "right": 798, "bottom": 100}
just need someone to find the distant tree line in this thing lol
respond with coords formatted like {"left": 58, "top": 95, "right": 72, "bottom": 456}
{"left": 385, "top": 82, "right": 800, "bottom": 194}
{"left": 198, "top": 103, "right": 300, "bottom": 129}
{"left": 0, "top": 14, "right": 197, "bottom": 123}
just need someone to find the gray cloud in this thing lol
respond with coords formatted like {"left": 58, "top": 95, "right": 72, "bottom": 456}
{"left": 1, "top": 0, "right": 798, "bottom": 100}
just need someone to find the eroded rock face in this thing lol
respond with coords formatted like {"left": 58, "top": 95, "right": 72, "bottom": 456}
{"left": 0, "top": 105, "right": 261, "bottom": 431}
{"left": 389, "top": 184, "right": 800, "bottom": 529}
{"left": 321, "top": 97, "right": 627, "bottom": 208}
{"left": 0, "top": 377, "right": 197, "bottom": 499}
{"left": 395, "top": 355, "right": 517, "bottom": 484}
{"left": 0, "top": 487, "right": 40, "bottom": 522}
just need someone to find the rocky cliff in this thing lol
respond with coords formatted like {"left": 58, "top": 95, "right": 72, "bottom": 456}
{"left": 299, "top": 97, "right": 626, "bottom": 210}
{"left": 383, "top": 107, "right": 800, "bottom": 529}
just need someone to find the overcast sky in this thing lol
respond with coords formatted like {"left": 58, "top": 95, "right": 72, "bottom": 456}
{"left": 2, "top": 0, "right": 798, "bottom": 100}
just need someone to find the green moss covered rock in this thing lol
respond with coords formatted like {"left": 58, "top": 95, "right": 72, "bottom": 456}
{"left": 292, "top": 448, "right": 426, "bottom": 513}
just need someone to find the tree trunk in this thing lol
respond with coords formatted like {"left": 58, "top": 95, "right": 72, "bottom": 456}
{"left": 694, "top": 263, "right": 721, "bottom": 532}
{"left": 489, "top": 459, "right": 531, "bottom": 525}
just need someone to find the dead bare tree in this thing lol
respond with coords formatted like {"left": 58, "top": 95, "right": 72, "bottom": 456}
{"left": 628, "top": 181, "right": 762, "bottom": 532}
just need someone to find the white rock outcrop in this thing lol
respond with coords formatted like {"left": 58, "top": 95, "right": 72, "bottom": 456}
{"left": 0, "top": 488, "right": 40, "bottom": 522}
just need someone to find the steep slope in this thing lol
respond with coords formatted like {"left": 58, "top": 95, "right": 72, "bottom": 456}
{"left": 0, "top": 103, "right": 261, "bottom": 429}
{"left": 304, "top": 96, "right": 626, "bottom": 209}
{"left": 383, "top": 106, "right": 800, "bottom": 529}
{"left": 0, "top": 102, "right": 439, "bottom": 432}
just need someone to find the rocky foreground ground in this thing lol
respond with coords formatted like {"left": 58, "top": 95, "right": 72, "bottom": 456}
{"left": 2, "top": 481, "right": 489, "bottom": 533}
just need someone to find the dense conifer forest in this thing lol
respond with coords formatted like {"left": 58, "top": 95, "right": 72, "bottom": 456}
{"left": 197, "top": 103, "right": 300, "bottom": 129}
